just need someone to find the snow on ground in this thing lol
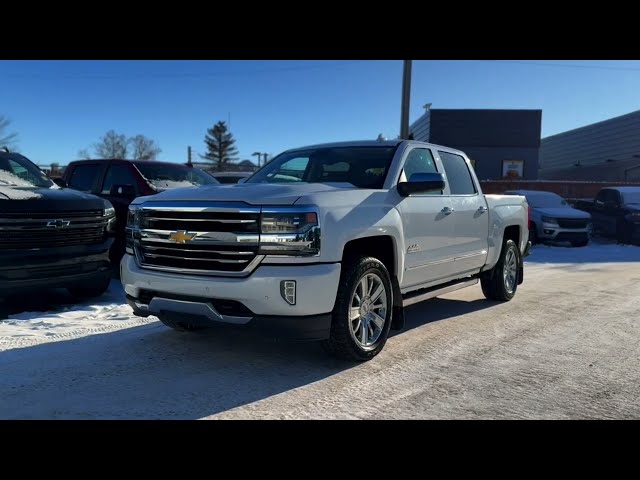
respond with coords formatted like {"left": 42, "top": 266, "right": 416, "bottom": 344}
{"left": 1, "top": 238, "right": 638, "bottom": 352}
{"left": 0, "top": 280, "right": 156, "bottom": 351}
{"left": 525, "top": 238, "right": 640, "bottom": 264}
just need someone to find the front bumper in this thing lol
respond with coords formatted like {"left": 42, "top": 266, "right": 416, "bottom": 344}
{"left": 121, "top": 254, "right": 341, "bottom": 339}
{"left": 539, "top": 225, "right": 590, "bottom": 243}
{"left": 0, "top": 240, "right": 112, "bottom": 296}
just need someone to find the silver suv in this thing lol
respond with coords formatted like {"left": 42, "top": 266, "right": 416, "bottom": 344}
{"left": 506, "top": 190, "right": 592, "bottom": 247}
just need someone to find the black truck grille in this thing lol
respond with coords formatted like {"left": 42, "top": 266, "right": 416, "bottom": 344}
{"left": 134, "top": 205, "right": 261, "bottom": 275}
{"left": 557, "top": 218, "right": 589, "bottom": 229}
{"left": 0, "top": 210, "right": 107, "bottom": 250}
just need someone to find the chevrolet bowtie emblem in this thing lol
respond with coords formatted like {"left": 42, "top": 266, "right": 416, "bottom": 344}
{"left": 168, "top": 231, "right": 196, "bottom": 244}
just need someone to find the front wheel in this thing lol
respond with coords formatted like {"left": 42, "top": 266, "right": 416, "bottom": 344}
{"left": 481, "top": 239, "right": 521, "bottom": 302}
{"left": 322, "top": 256, "right": 393, "bottom": 362}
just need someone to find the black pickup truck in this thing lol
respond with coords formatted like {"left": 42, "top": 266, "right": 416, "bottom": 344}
{"left": 0, "top": 150, "right": 116, "bottom": 311}
{"left": 574, "top": 186, "right": 640, "bottom": 244}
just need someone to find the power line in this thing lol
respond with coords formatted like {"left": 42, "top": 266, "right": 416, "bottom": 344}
{"left": 487, "top": 60, "right": 640, "bottom": 72}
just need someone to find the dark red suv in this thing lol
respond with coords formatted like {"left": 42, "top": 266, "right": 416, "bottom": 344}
{"left": 62, "top": 159, "right": 219, "bottom": 265}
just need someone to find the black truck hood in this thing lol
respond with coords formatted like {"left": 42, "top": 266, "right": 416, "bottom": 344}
{"left": 0, "top": 186, "right": 106, "bottom": 213}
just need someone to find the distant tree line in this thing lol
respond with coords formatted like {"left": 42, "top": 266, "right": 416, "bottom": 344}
{"left": 79, "top": 130, "right": 162, "bottom": 160}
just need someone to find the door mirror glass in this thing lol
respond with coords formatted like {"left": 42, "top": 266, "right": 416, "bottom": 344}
{"left": 110, "top": 184, "right": 137, "bottom": 198}
{"left": 397, "top": 172, "right": 446, "bottom": 197}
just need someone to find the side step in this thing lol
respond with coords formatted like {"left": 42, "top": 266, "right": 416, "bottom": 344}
{"left": 402, "top": 278, "right": 479, "bottom": 307}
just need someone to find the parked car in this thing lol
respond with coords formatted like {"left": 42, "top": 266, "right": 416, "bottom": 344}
{"left": 122, "top": 140, "right": 531, "bottom": 361}
{"left": 61, "top": 159, "right": 219, "bottom": 265}
{"left": 504, "top": 190, "right": 592, "bottom": 247}
{"left": 0, "top": 150, "right": 115, "bottom": 313}
{"left": 574, "top": 186, "right": 640, "bottom": 244}
{"left": 210, "top": 171, "right": 253, "bottom": 184}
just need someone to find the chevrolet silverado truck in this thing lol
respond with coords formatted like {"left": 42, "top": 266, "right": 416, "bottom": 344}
{"left": 0, "top": 150, "right": 116, "bottom": 314}
{"left": 122, "top": 140, "right": 531, "bottom": 361}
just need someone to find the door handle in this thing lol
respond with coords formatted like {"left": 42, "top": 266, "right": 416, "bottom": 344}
{"left": 477, "top": 206, "right": 487, "bottom": 213}
{"left": 441, "top": 207, "right": 454, "bottom": 215}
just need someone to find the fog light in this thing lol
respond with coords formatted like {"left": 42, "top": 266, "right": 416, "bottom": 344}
{"left": 544, "top": 229, "right": 554, "bottom": 235}
{"left": 280, "top": 280, "right": 296, "bottom": 305}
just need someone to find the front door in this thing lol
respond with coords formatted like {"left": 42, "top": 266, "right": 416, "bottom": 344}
{"left": 396, "top": 147, "right": 456, "bottom": 289}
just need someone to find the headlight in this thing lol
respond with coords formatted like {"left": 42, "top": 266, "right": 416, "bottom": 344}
{"left": 103, "top": 200, "right": 115, "bottom": 218}
{"left": 127, "top": 205, "right": 141, "bottom": 227}
{"left": 541, "top": 216, "right": 559, "bottom": 226}
{"left": 259, "top": 209, "right": 320, "bottom": 256}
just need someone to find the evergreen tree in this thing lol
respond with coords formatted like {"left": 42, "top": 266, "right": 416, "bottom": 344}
{"left": 201, "top": 121, "right": 238, "bottom": 170}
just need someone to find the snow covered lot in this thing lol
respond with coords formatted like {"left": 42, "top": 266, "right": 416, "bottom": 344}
{"left": 1, "top": 239, "right": 640, "bottom": 419}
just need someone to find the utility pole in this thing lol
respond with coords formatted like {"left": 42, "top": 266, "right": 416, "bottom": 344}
{"left": 400, "top": 60, "right": 412, "bottom": 140}
{"left": 252, "top": 151, "right": 263, "bottom": 168}
{"left": 187, "top": 146, "right": 192, "bottom": 166}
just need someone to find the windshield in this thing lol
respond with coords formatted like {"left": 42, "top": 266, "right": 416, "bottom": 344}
{"left": 135, "top": 164, "right": 219, "bottom": 189}
{"left": 622, "top": 191, "right": 640, "bottom": 204}
{"left": 524, "top": 193, "right": 568, "bottom": 208}
{"left": 245, "top": 146, "right": 398, "bottom": 189}
{"left": 0, "top": 154, "right": 54, "bottom": 188}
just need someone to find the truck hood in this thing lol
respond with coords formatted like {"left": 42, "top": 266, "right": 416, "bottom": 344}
{"left": 0, "top": 186, "right": 106, "bottom": 213}
{"left": 624, "top": 203, "right": 640, "bottom": 212}
{"left": 134, "top": 182, "right": 357, "bottom": 206}
{"left": 534, "top": 207, "right": 591, "bottom": 219}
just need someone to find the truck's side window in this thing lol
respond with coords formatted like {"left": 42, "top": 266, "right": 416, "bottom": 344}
{"left": 401, "top": 148, "right": 441, "bottom": 195}
{"left": 68, "top": 164, "right": 101, "bottom": 192}
{"left": 438, "top": 151, "right": 477, "bottom": 195}
{"left": 102, "top": 164, "right": 139, "bottom": 195}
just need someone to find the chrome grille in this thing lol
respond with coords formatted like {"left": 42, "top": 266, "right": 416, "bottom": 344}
{"left": 134, "top": 202, "right": 262, "bottom": 276}
{"left": 0, "top": 210, "right": 107, "bottom": 250}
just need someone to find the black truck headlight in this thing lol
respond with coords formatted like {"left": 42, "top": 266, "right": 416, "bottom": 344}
{"left": 103, "top": 200, "right": 116, "bottom": 233}
{"left": 259, "top": 209, "right": 320, "bottom": 256}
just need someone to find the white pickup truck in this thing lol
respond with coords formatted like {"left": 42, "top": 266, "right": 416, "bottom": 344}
{"left": 121, "top": 140, "right": 531, "bottom": 361}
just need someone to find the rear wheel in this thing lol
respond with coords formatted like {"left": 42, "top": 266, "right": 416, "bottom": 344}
{"left": 322, "top": 256, "right": 393, "bottom": 362}
{"left": 481, "top": 239, "right": 520, "bottom": 302}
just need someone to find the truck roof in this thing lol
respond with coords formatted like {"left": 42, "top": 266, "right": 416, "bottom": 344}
{"left": 285, "top": 139, "right": 466, "bottom": 155}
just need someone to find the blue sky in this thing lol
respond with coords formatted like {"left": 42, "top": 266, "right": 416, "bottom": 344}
{"left": 2, "top": 60, "right": 640, "bottom": 166}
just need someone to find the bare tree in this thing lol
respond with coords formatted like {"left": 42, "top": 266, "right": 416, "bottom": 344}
{"left": 78, "top": 148, "right": 92, "bottom": 160}
{"left": 0, "top": 116, "right": 18, "bottom": 149}
{"left": 93, "top": 130, "right": 128, "bottom": 159}
{"left": 129, "top": 134, "right": 161, "bottom": 161}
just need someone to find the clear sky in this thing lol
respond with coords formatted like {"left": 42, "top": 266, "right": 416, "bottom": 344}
{"left": 2, "top": 60, "right": 640, "bottom": 166}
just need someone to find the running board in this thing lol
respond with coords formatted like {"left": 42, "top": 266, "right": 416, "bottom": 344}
{"left": 402, "top": 278, "right": 479, "bottom": 307}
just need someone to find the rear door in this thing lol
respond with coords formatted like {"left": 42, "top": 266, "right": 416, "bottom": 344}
{"left": 396, "top": 146, "right": 456, "bottom": 289}
{"left": 437, "top": 150, "right": 489, "bottom": 274}
{"left": 66, "top": 162, "right": 106, "bottom": 194}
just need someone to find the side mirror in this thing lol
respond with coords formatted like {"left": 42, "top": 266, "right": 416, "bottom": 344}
{"left": 110, "top": 184, "right": 137, "bottom": 198}
{"left": 603, "top": 201, "right": 618, "bottom": 209}
{"left": 52, "top": 178, "right": 67, "bottom": 188}
{"left": 397, "top": 172, "right": 446, "bottom": 197}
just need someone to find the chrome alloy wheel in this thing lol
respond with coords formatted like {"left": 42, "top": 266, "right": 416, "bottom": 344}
{"left": 348, "top": 272, "right": 388, "bottom": 349}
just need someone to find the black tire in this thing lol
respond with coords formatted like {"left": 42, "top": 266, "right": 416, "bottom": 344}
{"left": 529, "top": 223, "right": 538, "bottom": 245}
{"left": 322, "top": 256, "right": 393, "bottom": 362}
{"left": 481, "top": 239, "right": 521, "bottom": 302}
{"left": 157, "top": 315, "right": 206, "bottom": 332}
{"left": 67, "top": 276, "right": 111, "bottom": 300}
{"left": 571, "top": 239, "right": 589, "bottom": 247}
